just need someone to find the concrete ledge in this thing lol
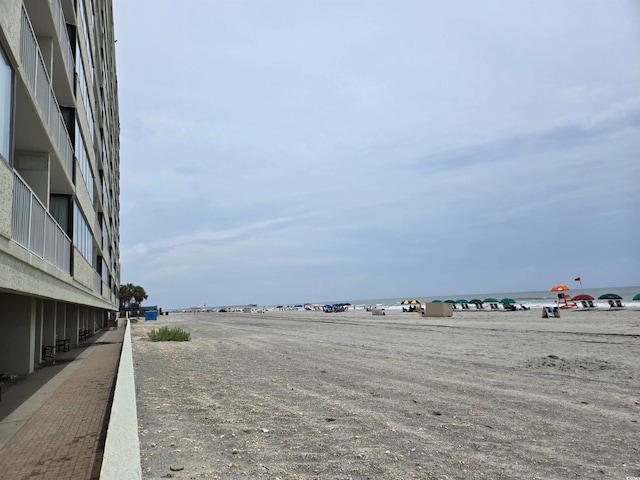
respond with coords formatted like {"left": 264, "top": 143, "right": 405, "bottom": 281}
{"left": 100, "top": 322, "right": 142, "bottom": 479}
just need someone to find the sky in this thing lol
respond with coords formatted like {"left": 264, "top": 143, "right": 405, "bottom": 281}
{"left": 113, "top": 0, "right": 640, "bottom": 308}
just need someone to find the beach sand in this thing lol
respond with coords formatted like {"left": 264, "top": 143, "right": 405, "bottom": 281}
{"left": 131, "top": 308, "right": 640, "bottom": 479}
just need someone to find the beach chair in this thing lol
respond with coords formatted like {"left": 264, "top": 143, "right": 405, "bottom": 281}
{"left": 542, "top": 306, "right": 560, "bottom": 318}
{"left": 614, "top": 300, "right": 624, "bottom": 308}
{"left": 489, "top": 303, "right": 499, "bottom": 311}
{"left": 608, "top": 300, "right": 615, "bottom": 308}
{"left": 580, "top": 300, "right": 588, "bottom": 308}
{"left": 587, "top": 300, "right": 596, "bottom": 308}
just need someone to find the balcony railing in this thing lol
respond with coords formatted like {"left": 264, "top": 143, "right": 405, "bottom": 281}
{"left": 49, "top": 0, "right": 75, "bottom": 86}
{"left": 93, "top": 270, "right": 102, "bottom": 295}
{"left": 20, "top": 7, "right": 74, "bottom": 180}
{"left": 12, "top": 173, "right": 72, "bottom": 275}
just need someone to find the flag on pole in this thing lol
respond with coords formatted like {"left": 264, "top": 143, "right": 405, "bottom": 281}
{"left": 574, "top": 277, "right": 581, "bottom": 282}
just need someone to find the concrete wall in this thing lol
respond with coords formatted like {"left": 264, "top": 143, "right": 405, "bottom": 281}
{"left": 56, "top": 301, "right": 66, "bottom": 339}
{"left": 66, "top": 303, "right": 79, "bottom": 345}
{"left": 73, "top": 249, "right": 94, "bottom": 291}
{"left": 0, "top": 159, "right": 11, "bottom": 240}
{"left": 100, "top": 321, "right": 142, "bottom": 479}
{"left": 15, "top": 153, "right": 50, "bottom": 207}
{"left": 0, "top": 293, "right": 35, "bottom": 374}
{"left": 43, "top": 300, "right": 56, "bottom": 350}
{"left": 33, "top": 298, "right": 43, "bottom": 365}
{"left": 0, "top": 0, "right": 22, "bottom": 61}
{"left": 0, "top": 246, "right": 114, "bottom": 310}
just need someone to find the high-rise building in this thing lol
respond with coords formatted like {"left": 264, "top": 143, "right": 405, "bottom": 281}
{"left": 0, "top": 0, "right": 120, "bottom": 375}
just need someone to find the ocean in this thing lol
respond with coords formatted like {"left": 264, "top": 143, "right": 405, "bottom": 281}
{"left": 181, "top": 285, "right": 640, "bottom": 312}
{"left": 336, "top": 285, "right": 640, "bottom": 311}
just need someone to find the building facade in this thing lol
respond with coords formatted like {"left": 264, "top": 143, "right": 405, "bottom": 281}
{"left": 0, "top": 0, "right": 120, "bottom": 375}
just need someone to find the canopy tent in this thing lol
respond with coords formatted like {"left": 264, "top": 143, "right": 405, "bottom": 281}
{"left": 402, "top": 299, "right": 422, "bottom": 312}
{"left": 598, "top": 293, "right": 622, "bottom": 300}
{"left": 572, "top": 294, "right": 594, "bottom": 301}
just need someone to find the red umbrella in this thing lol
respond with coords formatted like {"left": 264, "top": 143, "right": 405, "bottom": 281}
{"left": 572, "top": 294, "right": 594, "bottom": 301}
{"left": 550, "top": 284, "right": 570, "bottom": 292}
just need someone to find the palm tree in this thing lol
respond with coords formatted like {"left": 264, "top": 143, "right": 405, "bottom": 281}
{"left": 118, "top": 283, "right": 148, "bottom": 313}
{"left": 132, "top": 285, "right": 148, "bottom": 308}
{"left": 118, "top": 283, "right": 135, "bottom": 309}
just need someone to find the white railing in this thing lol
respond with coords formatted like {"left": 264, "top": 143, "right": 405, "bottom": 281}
{"left": 95, "top": 216, "right": 102, "bottom": 241}
{"left": 94, "top": 270, "right": 102, "bottom": 295}
{"left": 20, "top": 7, "right": 74, "bottom": 179}
{"left": 12, "top": 174, "right": 72, "bottom": 275}
{"left": 49, "top": 0, "right": 75, "bottom": 85}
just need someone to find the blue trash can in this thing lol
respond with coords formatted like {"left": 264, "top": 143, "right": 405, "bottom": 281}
{"left": 145, "top": 310, "right": 158, "bottom": 321}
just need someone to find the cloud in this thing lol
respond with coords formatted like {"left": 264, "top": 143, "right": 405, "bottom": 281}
{"left": 114, "top": 0, "right": 640, "bottom": 307}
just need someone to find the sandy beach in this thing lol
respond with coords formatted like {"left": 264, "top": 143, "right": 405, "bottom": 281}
{"left": 131, "top": 308, "right": 640, "bottom": 479}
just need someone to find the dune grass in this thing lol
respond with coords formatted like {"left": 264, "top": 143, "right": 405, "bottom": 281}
{"left": 147, "top": 326, "right": 191, "bottom": 342}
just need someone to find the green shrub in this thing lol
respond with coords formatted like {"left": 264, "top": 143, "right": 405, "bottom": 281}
{"left": 147, "top": 326, "right": 191, "bottom": 342}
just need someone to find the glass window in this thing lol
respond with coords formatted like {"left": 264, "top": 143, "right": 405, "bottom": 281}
{"left": 75, "top": 119, "right": 95, "bottom": 202}
{"left": 73, "top": 200, "right": 93, "bottom": 262}
{"left": 0, "top": 47, "right": 12, "bottom": 162}
{"left": 50, "top": 194, "right": 71, "bottom": 236}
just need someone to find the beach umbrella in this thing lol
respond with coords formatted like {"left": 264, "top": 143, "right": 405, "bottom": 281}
{"left": 633, "top": 294, "right": 640, "bottom": 301}
{"left": 500, "top": 298, "right": 516, "bottom": 304}
{"left": 410, "top": 299, "right": 421, "bottom": 304}
{"left": 550, "top": 284, "right": 570, "bottom": 292}
{"left": 455, "top": 299, "right": 469, "bottom": 304}
{"left": 469, "top": 299, "right": 483, "bottom": 304}
{"left": 572, "top": 294, "right": 594, "bottom": 301}
{"left": 431, "top": 299, "right": 442, "bottom": 302}
{"left": 483, "top": 297, "right": 499, "bottom": 303}
{"left": 444, "top": 300, "right": 455, "bottom": 303}
{"left": 598, "top": 293, "right": 622, "bottom": 300}
{"left": 401, "top": 299, "right": 410, "bottom": 305}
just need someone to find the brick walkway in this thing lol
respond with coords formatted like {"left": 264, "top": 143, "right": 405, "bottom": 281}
{"left": 0, "top": 326, "right": 124, "bottom": 480}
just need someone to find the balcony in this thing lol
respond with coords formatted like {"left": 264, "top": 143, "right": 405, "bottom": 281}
{"left": 93, "top": 270, "right": 102, "bottom": 295}
{"left": 12, "top": 173, "right": 72, "bottom": 275}
{"left": 19, "top": 6, "right": 74, "bottom": 183}
{"left": 23, "top": 0, "right": 76, "bottom": 105}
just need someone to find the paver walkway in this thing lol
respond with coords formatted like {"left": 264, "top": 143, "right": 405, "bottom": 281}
{"left": 0, "top": 325, "right": 124, "bottom": 480}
